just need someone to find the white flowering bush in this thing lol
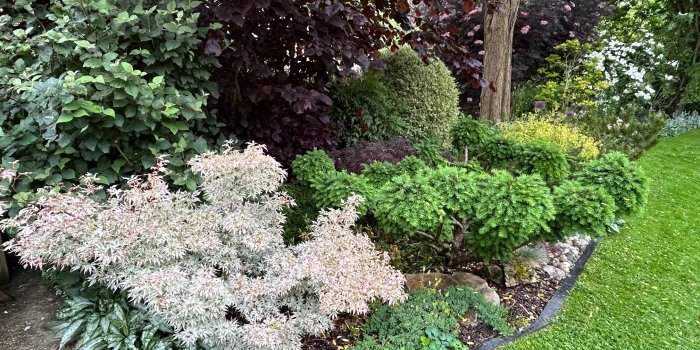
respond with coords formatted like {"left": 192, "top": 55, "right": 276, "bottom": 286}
{"left": 1, "top": 143, "right": 406, "bottom": 350}
{"left": 588, "top": 28, "right": 674, "bottom": 108}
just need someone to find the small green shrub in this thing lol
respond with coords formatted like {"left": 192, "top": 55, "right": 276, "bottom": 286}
{"left": 548, "top": 180, "right": 617, "bottom": 241}
{"left": 423, "top": 167, "right": 480, "bottom": 219}
{"left": 373, "top": 174, "right": 446, "bottom": 238}
{"left": 310, "top": 170, "right": 373, "bottom": 213}
{"left": 381, "top": 46, "right": 460, "bottom": 144}
{"left": 291, "top": 149, "right": 335, "bottom": 185}
{"left": 414, "top": 137, "right": 450, "bottom": 167}
{"left": 470, "top": 171, "right": 555, "bottom": 261}
{"left": 579, "top": 105, "right": 665, "bottom": 159}
{"left": 574, "top": 152, "right": 648, "bottom": 216}
{"left": 514, "top": 142, "right": 570, "bottom": 183}
{"left": 352, "top": 287, "right": 511, "bottom": 350}
{"left": 361, "top": 161, "right": 404, "bottom": 187}
{"left": 450, "top": 116, "right": 516, "bottom": 168}
{"left": 396, "top": 156, "right": 429, "bottom": 175}
{"left": 331, "top": 71, "right": 406, "bottom": 146}
{"left": 450, "top": 115, "right": 500, "bottom": 155}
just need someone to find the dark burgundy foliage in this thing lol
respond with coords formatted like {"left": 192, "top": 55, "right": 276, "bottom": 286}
{"left": 199, "top": 0, "right": 398, "bottom": 163}
{"left": 393, "top": 0, "right": 611, "bottom": 113}
{"left": 330, "top": 138, "right": 417, "bottom": 173}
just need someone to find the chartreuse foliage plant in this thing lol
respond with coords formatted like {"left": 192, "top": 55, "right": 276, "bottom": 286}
{"left": 0, "top": 0, "right": 220, "bottom": 217}
{"left": 352, "top": 287, "right": 511, "bottom": 350}
{"left": 575, "top": 152, "right": 648, "bottom": 216}
{"left": 533, "top": 39, "right": 608, "bottom": 113}
{"left": 470, "top": 171, "right": 556, "bottom": 262}
{"left": 380, "top": 45, "right": 461, "bottom": 145}
{"left": 548, "top": 180, "right": 617, "bottom": 241}
{"left": 500, "top": 112, "right": 600, "bottom": 160}
{"left": 2, "top": 143, "right": 406, "bottom": 350}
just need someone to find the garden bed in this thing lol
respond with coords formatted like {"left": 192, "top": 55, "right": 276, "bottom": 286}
{"left": 299, "top": 235, "right": 599, "bottom": 350}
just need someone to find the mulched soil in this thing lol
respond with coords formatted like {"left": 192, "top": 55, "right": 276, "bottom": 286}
{"left": 302, "top": 314, "right": 366, "bottom": 350}
{"left": 0, "top": 269, "right": 61, "bottom": 350}
{"left": 495, "top": 271, "right": 560, "bottom": 332}
{"left": 302, "top": 269, "right": 564, "bottom": 349}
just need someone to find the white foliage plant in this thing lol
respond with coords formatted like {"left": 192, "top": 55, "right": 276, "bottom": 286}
{"left": 2, "top": 142, "right": 407, "bottom": 350}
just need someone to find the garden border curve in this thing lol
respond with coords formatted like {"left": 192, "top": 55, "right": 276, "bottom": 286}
{"left": 477, "top": 238, "right": 600, "bottom": 350}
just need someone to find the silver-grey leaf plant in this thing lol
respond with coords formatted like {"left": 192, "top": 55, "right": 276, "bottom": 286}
{"left": 2, "top": 142, "right": 407, "bottom": 350}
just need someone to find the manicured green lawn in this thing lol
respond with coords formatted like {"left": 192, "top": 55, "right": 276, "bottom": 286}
{"left": 505, "top": 131, "right": 700, "bottom": 350}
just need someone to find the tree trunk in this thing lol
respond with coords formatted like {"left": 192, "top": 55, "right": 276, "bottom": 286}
{"left": 480, "top": 0, "right": 520, "bottom": 122}
{"left": 0, "top": 235, "right": 8, "bottom": 285}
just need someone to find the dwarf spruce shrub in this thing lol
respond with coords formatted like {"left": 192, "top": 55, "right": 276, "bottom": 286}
{"left": 381, "top": 46, "right": 460, "bottom": 144}
{"left": 514, "top": 141, "right": 570, "bottom": 183}
{"left": 423, "top": 167, "right": 480, "bottom": 219}
{"left": 575, "top": 152, "right": 648, "bottom": 216}
{"left": 450, "top": 115, "right": 500, "bottom": 156}
{"left": 470, "top": 171, "right": 555, "bottom": 261}
{"left": 291, "top": 149, "right": 335, "bottom": 185}
{"left": 311, "top": 170, "right": 374, "bottom": 213}
{"left": 549, "top": 180, "right": 617, "bottom": 240}
{"left": 374, "top": 173, "right": 446, "bottom": 238}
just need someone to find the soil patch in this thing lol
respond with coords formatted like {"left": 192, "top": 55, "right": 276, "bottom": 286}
{"left": 0, "top": 269, "right": 60, "bottom": 350}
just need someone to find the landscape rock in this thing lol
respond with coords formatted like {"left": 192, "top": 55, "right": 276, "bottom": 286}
{"left": 405, "top": 272, "right": 500, "bottom": 305}
{"left": 542, "top": 265, "right": 566, "bottom": 281}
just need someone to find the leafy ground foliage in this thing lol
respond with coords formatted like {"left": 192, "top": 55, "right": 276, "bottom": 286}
{"left": 505, "top": 131, "right": 700, "bottom": 350}
{"left": 352, "top": 287, "right": 511, "bottom": 350}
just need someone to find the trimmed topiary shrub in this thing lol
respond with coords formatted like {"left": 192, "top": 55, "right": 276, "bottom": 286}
{"left": 514, "top": 142, "right": 570, "bottom": 183}
{"left": 291, "top": 149, "right": 335, "bottom": 185}
{"left": 549, "top": 180, "right": 617, "bottom": 241}
{"left": 574, "top": 152, "right": 648, "bottom": 216}
{"left": 331, "top": 71, "right": 406, "bottom": 146}
{"left": 380, "top": 46, "right": 460, "bottom": 144}
{"left": 330, "top": 137, "right": 416, "bottom": 173}
{"left": 373, "top": 173, "right": 446, "bottom": 238}
{"left": 469, "top": 171, "right": 555, "bottom": 262}
{"left": 310, "top": 170, "right": 374, "bottom": 213}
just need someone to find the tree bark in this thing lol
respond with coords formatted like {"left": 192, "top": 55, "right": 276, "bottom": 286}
{"left": 480, "top": 0, "right": 520, "bottom": 122}
{"left": 0, "top": 235, "right": 8, "bottom": 285}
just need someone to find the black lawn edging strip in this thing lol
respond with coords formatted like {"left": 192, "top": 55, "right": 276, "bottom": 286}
{"left": 477, "top": 238, "right": 601, "bottom": 350}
